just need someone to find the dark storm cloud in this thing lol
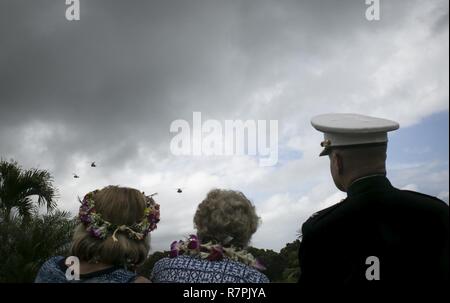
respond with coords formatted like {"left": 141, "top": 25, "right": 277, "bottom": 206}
{"left": 1, "top": 0, "right": 241, "bottom": 171}
{"left": 0, "top": 0, "right": 447, "bottom": 178}
{"left": 432, "top": 11, "right": 449, "bottom": 34}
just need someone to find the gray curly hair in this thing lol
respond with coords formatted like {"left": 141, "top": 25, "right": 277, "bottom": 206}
{"left": 193, "top": 189, "right": 260, "bottom": 248}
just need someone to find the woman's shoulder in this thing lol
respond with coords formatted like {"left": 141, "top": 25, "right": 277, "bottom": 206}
{"left": 152, "top": 255, "right": 191, "bottom": 271}
{"left": 34, "top": 255, "right": 67, "bottom": 283}
{"left": 151, "top": 255, "right": 269, "bottom": 283}
{"left": 35, "top": 256, "right": 139, "bottom": 283}
{"left": 43, "top": 255, "right": 66, "bottom": 266}
{"left": 224, "top": 258, "right": 270, "bottom": 283}
{"left": 89, "top": 267, "right": 138, "bottom": 283}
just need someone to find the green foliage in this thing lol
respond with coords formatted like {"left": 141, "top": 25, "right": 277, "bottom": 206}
{"left": 247, "top": 247, "right": 287, "bottom": 282}
{"left": 279, "top": 240, "right": 301, "bottom": 282}
{"left": 0, "top": 159, "right": 74, "bottom": 282}
{"left": 0, "top": 210, "right": 76, "bottom": 282}
{"left": 0, "top": 159, "right": 57, "bottom": 221}
{"left": 248, "top": 240, "right": 300, "bottom": 282}
{"left": 137, "top": 251, "right": 170, "bottom": 278}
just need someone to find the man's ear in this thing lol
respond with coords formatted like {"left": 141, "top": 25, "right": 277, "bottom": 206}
{"left": 334, "top": 152, "right": 344, "bottom": 175}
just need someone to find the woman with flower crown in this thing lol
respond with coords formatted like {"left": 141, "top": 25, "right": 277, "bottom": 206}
{"left": 151, "top": 189, "right": 269, "bottom": 283}
{"left": 35, "top": 186, "right": 160, "bottom": 283}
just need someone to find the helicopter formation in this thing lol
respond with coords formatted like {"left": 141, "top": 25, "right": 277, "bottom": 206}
{"left": 72, "top": 162, "right": 96, "bottom": 179}
{"left": 73, "top": 162, "right": 184, "bottom": 193}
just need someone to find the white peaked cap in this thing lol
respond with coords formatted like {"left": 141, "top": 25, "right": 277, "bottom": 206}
{"left": 311, "top": 113, "right": 400, "bottom": 156}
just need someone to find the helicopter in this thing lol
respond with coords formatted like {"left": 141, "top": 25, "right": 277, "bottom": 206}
{"left": 73, "top": 173, "right": 80, "bottom": 179}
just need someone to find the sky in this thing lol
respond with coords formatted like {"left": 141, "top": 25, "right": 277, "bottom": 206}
{"left": 0, "top": 0, "right": 448, "bottom": 253}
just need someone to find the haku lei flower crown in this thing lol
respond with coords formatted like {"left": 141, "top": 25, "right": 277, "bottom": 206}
{"left": 78, "top": 190, "right": 160, "bottom": 241}
{"left": 169, "top": 235, "right": 266, "bottom": 271}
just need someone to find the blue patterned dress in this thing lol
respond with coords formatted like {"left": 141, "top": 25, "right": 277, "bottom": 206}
{"left": 151, "top": 255, "right": 270, "bottom": 283}
{"left": 34, "top": 256, "right": 138, "bottom": 283}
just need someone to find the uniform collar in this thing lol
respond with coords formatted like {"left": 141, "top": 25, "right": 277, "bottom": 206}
{"left": 346, "top": 174, "right": 392, "bottom": 198}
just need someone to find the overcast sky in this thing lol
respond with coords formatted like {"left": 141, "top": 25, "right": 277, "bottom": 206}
{"left": 1, "top": 0, "right": 448, "bottom": 252}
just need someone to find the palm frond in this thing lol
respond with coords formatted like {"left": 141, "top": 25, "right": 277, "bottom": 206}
{"left": 0, "top": 159, "right": 57, "bottom": 218}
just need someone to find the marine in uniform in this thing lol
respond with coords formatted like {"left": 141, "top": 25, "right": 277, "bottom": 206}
{"left": 298, "top": 113, "right": 449, "bottom": 285}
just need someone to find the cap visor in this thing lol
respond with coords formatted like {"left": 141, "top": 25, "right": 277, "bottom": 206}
{"left": 319, "top": 148, "right": 330, "bottom": 157}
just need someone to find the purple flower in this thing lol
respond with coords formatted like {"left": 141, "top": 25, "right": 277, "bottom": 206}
{"left": 170, "top": 240, "right": 179, "bottom": 250}
{"left": 147, "top": 210, "right": 160, "bottom": 227}
{"left": 88, "top": 227, "right": 103, "bottom": 238}
{"left": 207, "top": 246, "right": 224, "bottom": 261}
{"left": 187, "top": 235, "right": 199, "bottom": 249}
{"left": 170, "top": 240, "right": 180, "bottom": 258}
{"left": 253, "top": 259, "right": 266, "bottom": 271}
{"left": 79, "top": 214, "right": 91, "bottom": 224}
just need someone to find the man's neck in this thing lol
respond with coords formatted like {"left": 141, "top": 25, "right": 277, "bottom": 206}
{"left": 345, "top": 172, "right": 386, "bottom": 192}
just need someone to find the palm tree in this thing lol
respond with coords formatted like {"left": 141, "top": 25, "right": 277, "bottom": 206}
{"left": 0, "top": 159, "right": 57, "bottom": 221}
{"left": 0, "top": 210, "right": 76, "bottom": 282}
{"left": 0, "top": 159, "right": 74, "bottom": 282}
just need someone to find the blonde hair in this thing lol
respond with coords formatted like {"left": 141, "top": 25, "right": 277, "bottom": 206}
{"left": 193, "top": 189, "right": 260, "bottom": 248}
{"left": 70, "top": 186, "right": 150, "bottom": 267}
